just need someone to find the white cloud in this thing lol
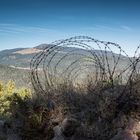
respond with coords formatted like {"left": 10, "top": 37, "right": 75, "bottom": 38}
{"left": 0, "top": 23, "right": 58, "bottom": 34}
{"left": 120, "top": 26, "right": 132, "bottom": 31}
{"left": 83, "top": 25, "right": 133, "bottom": 32}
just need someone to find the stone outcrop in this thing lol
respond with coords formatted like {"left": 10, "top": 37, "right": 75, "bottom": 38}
{"left": 111, "top": 118, "right": 140, "bottom": 140}
{"left": 52, "top": 117, "right": 81, "bottom": 140}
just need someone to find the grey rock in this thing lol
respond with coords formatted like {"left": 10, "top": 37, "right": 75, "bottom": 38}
{"left": 61, "top": 118, "right": 80, "bottom": 137}
{"left": 111, "top": 129, "right": 138, "bottom": 140}
{"left": 126, "top": 118, "right": 140, "bottom": 134}
{"left": 52, "top": 126, "right": 64, "bottom": 140}
{"left": 52, "top": 118, "right": 93, "bottom": 140}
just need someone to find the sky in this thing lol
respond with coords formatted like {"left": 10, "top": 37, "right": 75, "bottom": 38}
{"left": 0, "top": 0, "right": 140, "bottom": 56}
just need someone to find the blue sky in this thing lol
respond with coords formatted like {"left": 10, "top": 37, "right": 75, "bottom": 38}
{"left": 0, "top": 0, "right": 140, "bottom": 56}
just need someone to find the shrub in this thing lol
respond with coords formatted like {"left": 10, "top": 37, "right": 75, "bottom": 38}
{"left": 1, "top": 77, "right": 140, "bottom": 140}
{"left": 0, "top": 80, "right": 31, "bottom": 119}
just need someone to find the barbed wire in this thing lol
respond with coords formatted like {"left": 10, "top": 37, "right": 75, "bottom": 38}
{"left": 30, "top": 36, "right": 140, "bottom": 95}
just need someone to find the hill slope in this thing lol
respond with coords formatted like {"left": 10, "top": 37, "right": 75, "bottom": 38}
{"left": 0, "top": 64, "right": 31, "bottom": 88}
{"left": 0, "top": 44, "right": 131, "bottom": 87}
{"left": 0, "top": 45, "right": 48, "bottom": 67}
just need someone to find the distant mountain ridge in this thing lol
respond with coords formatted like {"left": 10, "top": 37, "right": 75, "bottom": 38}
{"left": 0, "top": 44, "right": 131, "bottom": 87}
{"left": 0, "top": 44, "right": 129, "bottom": 68}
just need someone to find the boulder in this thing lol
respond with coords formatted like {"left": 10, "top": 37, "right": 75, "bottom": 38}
{"left": 61, "top": 118, "right": 80, "bottom": 137}
{"left": 52, "top": 126, "right": 64, "bottom": 140}
{"left": 111, "top": 118, "right": 140, "bottom": 140}
{"left": 126, "top": 118, "right": 140, "bottom": 134}
{"left": 52, "top": 117, "right": 80, "bottom": 140}
{"left": 111, "top": 129, "right": 138, "bottom": 140}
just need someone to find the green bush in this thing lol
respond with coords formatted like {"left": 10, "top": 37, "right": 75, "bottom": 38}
{"left": 0, "top": 80, "right": 31, "bottom": 119}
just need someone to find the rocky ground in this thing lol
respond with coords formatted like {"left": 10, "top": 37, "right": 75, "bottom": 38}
{"left": 0, "top": 117, "right": 140, "bottom": 140}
